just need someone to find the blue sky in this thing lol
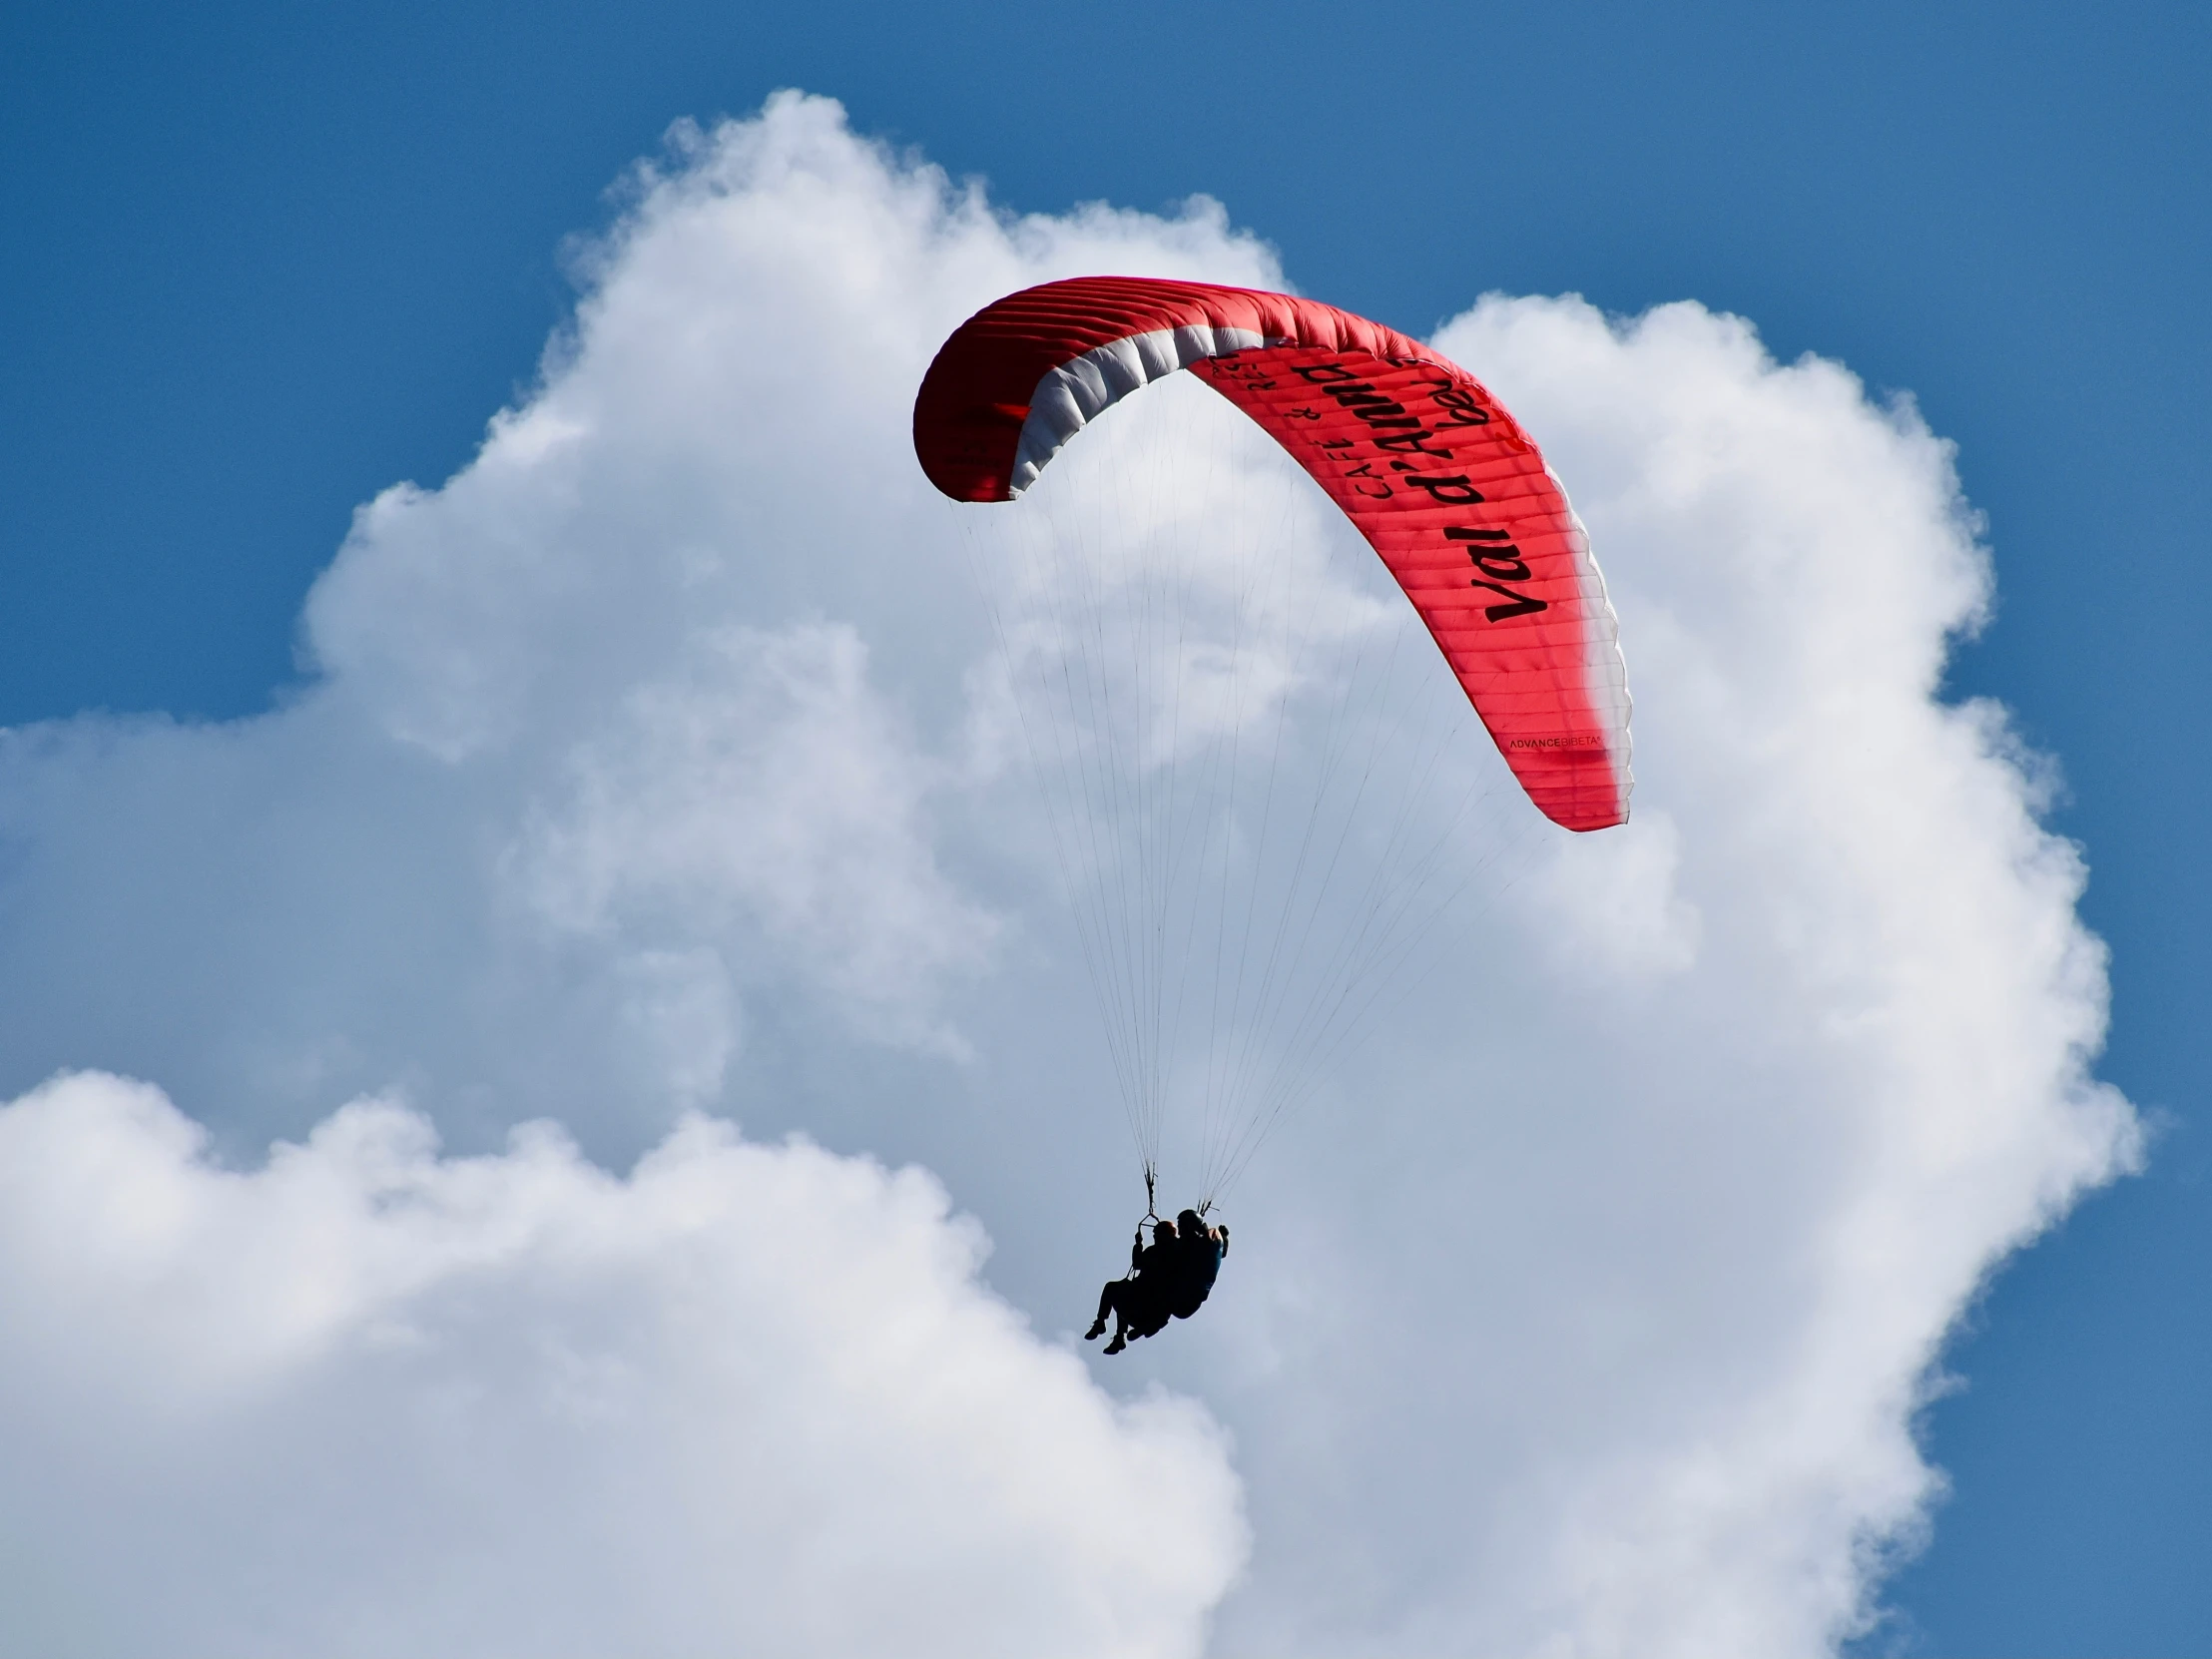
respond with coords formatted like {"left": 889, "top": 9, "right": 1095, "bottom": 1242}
{"left": 3, "top": 2, "right": 2205, "bottom": 1651}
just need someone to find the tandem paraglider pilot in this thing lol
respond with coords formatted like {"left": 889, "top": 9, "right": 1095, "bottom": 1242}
{"left": 1086, "top": 1209, "right": 1229, "bottom": 1356}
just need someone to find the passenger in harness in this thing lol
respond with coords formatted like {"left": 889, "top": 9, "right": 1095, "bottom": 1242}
{"left": 1085, "top": 1207, "right": 1230, "bottom": 1355}
{"left": 1086, "top": 1217, "right": 1178, "bottom": 1355}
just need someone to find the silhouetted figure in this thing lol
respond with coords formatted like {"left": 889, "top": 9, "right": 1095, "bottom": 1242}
{"left": 1165, "top": 1208, "right": 1229, "bottom": 1320}
{"left": 1087, "top": 1218, "right": 1178, "bottom": 1354}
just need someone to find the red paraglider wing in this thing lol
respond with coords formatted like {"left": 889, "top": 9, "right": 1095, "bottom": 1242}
{"left": 913, "top": 276, "right": 1631, "bottom": 831}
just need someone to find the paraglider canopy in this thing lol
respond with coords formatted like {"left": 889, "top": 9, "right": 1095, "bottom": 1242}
{"left": 913, "top": 276, "right": 1632, "bottom": 831}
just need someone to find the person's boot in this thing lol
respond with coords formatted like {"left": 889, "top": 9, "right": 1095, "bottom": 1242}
{"left": 1084, "top": 1318, "right": 1108, "bottom": 1341}
{"left": 1103, "top": 1331, "right": 1127, "bottom": 1355}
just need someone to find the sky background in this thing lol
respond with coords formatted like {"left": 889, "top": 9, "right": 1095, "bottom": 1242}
{"left": 1, "top": 3, "right": 2205, "bottom": 1654}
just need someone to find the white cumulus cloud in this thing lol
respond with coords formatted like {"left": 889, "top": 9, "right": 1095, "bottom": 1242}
{"left": 0, "top": 90, "right": 2136, "bottom": 1657}
{"left": 0, "top": 1070, "right": 1242, "bottom": 1658}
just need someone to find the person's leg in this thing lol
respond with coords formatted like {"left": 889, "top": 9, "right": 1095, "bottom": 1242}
{"left": 1086, "top": 1279, "right": 1123, "bottom": 1341}
{"left": 1102, "top": 1282, "right": 1141, "bottom": 1352}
